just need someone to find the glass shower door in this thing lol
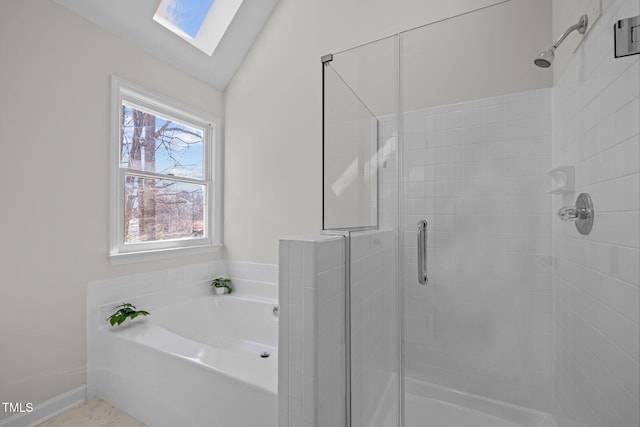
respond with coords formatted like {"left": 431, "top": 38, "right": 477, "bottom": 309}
{"left": 399, "top": 2, "right": 556, "bottom": 426}
{"left": 322, "top": 1, "right": 639, "bottom": 426}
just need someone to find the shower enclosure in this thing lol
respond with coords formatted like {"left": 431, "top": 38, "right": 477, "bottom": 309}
{"left": 322, "top": 1, "right": 640, "bottom": 426}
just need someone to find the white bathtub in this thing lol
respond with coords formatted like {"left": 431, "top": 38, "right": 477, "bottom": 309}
{"left": 92, "top": 293, "right": 278, "bottom": 427}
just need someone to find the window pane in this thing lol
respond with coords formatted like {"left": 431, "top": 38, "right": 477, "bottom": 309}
{"left": 124, "top": 175, "right": 206, "bottom": 243}
{"left": 121, "top": 103, "right": 204, "bottom": 179}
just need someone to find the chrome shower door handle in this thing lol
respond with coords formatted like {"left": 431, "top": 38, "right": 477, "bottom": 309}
{"left": 417, "top": 220, "right": 428, "bottom": 285}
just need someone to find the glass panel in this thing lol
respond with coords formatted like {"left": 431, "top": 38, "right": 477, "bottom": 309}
{"left": 323, "top": 65, "right": 378, "bottom": 230}
{"left": 325, "top": 34, "right": 400, "bottom": 427}
{"left": 121, "top": 102, "right": 204, "bottom": 179}
{"left": 124, "top": 175, "right": 205, "bottom": 243}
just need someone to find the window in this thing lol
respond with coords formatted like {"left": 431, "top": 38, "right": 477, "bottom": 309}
{"left": 110, "top": 76, "right": 221, "bottom": 262}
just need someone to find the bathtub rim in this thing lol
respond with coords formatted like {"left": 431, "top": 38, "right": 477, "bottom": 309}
{"left": 102, "top": 314, "right": 278, "bottom": 396}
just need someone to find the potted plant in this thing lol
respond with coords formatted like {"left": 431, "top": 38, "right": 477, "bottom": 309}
{"left": 211, "top": 277, "right": 233, "bottom": 295}
{"left": 106, "top": 303, "right": 150, "bottom": 326}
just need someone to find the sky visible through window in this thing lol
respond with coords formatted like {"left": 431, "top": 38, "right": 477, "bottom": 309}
{"left": 155, "top": 0, "right": 215, "bottom": 39}
{"left": 121, "top": 103, "right": 204, "bottom": 179}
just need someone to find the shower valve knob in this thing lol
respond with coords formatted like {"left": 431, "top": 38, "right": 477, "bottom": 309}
{"left": 557, "top": 193, "right": 594, "bottom": 235}
{"left": 558, "top": 206, "right": 588, "bottom": 221}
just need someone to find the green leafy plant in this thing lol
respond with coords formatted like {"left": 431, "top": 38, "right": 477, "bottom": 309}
{"left": 106, "top": 303, "right": 150, "bottom": 326}
{"left": 210, "top": 277, "right": 233, "bottom": 294}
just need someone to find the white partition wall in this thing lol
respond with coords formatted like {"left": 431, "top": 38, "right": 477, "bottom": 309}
{"left": 279, "top": 235, "right": 347, "bottom": 427}
{"left": 279, "top": 230, "right": 398, "bottom": 427}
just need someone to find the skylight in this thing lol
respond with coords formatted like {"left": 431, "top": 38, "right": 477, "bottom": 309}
{"left": 153, "top": 0, "right": 245, "bottom": 56}
{"left": 154, "top": 0, "right": 214, "bottom": 39}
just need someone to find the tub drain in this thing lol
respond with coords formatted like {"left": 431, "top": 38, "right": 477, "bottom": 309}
{"left": 260, "top": 352, "right": 270, "bottom": 358}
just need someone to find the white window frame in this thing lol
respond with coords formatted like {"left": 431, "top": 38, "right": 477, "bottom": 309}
{"left": 109, "top": 76, "right": 222, "bottom": 264}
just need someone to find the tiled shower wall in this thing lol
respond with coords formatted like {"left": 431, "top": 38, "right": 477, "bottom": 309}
{"left": 398, "top": 88, "right": 554, "bottom": 411}
{"left": 551, "top": 0, "right": 640, "bottom": 426}
{"left": 350, "top": 230, "right": 398, "bottom": 427}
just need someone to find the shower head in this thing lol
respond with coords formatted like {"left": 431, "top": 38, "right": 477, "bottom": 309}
{"left": 534, "top": 49, "right": 555, "bottom": 68}
{"left": 534, "top": 14, "right": 588, "bottom": 68}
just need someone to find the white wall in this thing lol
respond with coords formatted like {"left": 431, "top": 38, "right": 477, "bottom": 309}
{"left": 0, "top": 0, "right": 224, "bottom": 419}
{"left": 551, "top": 0, "right": 640, "bottom": 425}
{"left": 224, "top": 0, "right": 552, "bottom": 264}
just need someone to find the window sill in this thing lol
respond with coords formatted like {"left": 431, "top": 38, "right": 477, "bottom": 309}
{"left": 109, "top": 243, "right": 223, "bottom": 265}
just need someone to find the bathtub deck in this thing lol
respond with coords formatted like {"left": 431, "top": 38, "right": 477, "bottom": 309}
{"left": 38, "top": 397, "right": 147, "bottom": 427}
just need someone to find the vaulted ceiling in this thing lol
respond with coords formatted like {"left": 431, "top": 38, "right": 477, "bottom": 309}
{"left": 53, "top": 0, "right": 279, "bottom": 91}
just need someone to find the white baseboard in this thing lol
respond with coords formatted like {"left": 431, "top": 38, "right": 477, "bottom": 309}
{"left": 0, "top": 386, "right": 86, "bottom": 427}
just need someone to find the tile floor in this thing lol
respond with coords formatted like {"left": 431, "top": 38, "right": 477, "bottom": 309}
{"left": 38, "top": 397, "right": 147, "bottom": 427}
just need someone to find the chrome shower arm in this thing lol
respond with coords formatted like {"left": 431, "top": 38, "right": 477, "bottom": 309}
{"left": 552, "top": 14, "right": 588, "bottom": 50}
{"left": 535, "top": 14, "right": 588, "bottom": 68}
